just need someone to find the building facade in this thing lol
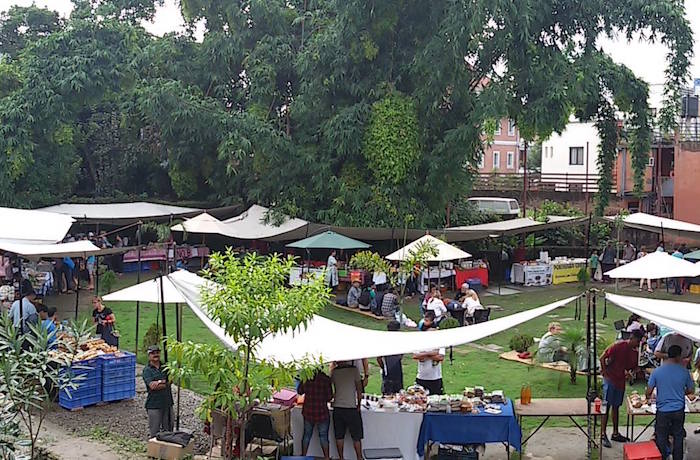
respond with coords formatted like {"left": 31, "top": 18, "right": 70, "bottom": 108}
{"left": 478, "top": 118, "right": 521, "bottom": 173}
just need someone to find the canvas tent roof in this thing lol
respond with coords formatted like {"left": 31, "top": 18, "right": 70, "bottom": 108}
{"left": 447, "top": 216, "right": 584, "bottom": 238}
{"left": 606, "top": 293, "right": 700, "bottom": 342}
{"left": 286, "top": 231, "right": 371, "bottom": 250}
{"left": 0, "top": 207, "right": 75, "bottom": 245}
{"left": 606, "top": 212, "right": 700, "bottom": 241}
{"left": 38, "top": 202, "right": 201, "bottom": 224}
{"left": 604, "top": 251, "right": 700, "bottom": 279}
{"left": 166, "top": 269, "right": 577, "bottom": 363}
{"left": 0, "top": 240, "right": 101, "bottom": 258}
{"left": 170, "top": 212, "right": 232, "bottom": 236}
{"left": 386, "top": 234, "right": 471, "bottom": 262}
{"left": 103, "top": 274, "right": 190, "bottom": 304}
{"left": 219, "top": 205, "right": 314, "bottom": 240}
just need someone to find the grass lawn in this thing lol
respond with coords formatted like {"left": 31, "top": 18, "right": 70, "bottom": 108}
{"left": 67, "top": 273, "right": 699, "bottom": 432}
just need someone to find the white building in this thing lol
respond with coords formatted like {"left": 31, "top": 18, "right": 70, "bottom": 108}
{"left": 540, "top": 120, "right": 603, "bottom": 192}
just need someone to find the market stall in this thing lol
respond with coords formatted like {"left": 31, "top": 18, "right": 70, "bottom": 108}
{"left": 455, "top": 263, "right": 489, "bottom": 289}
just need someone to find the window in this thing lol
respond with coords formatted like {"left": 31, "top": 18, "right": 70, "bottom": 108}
{"left": 569, "top": 146, "right": 584, "bottom": 165}
{"left": 478, "top": 153, "right": 485, "bottom": 169}
{"left": 494, "top": 121, "right": 502, "bottom": 136}
{"left": 506, "top": 151, "right": 514, "bottom": 168}
{"left": 648, "top": 156, "right": 655, "bottom": 167}
{"left": 508, "top": 119, "right": 516, "bottom": 136}
{"left": 493, "top": 151, "right": 500, "bottom": 169}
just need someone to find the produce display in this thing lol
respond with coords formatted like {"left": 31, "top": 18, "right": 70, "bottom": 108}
{"left": 361, "top": 385, "right": 506, "bottom": 414}
{"left": 50, "top": 336, "right": 119, "bottom": 362}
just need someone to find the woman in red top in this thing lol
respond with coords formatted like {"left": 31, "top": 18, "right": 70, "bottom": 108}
{"left": 599, "top": 329, "right": 643, "bottom": 447}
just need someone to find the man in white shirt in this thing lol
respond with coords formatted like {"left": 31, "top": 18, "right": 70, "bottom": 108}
{"left": 426, "top": 291, "right": 447, "bottom": 323}
{"left": 413, "top": 348, "right": 445, "bottom": 395}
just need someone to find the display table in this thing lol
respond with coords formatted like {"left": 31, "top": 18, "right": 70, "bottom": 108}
{"left": 416, "top": 399, "right": 521, "bottom": 457}
{"left": 291, "top": 406, "right": 423, "bottom": 460}
{"left": 551, "top": 259, "right": 587, "bottom": 285}
{"left": 510, "top": 263, "right": 552, "bottom": 286}
{"left": 455, "top": 267, "right": 488, "bottom": 288}
{"left": 625, "top": 395, "right": 700, "bottom": 442}
{"left": 289, "top": 267, "right": 326, "bottom": 285}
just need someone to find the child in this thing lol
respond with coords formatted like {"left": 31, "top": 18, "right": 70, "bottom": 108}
{"left": 418, "top": 311, "right": 437, "bottom": 331}
{"left": 589, "top": 250, "right": 601, "bottom": 282}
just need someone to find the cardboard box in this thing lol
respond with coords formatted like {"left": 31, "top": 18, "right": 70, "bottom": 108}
{"left": 147, "top": 437, "right": 194, "bottom": 460}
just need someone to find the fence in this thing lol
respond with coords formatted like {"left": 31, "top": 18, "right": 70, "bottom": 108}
{"left": 473, "top": 172, "right": 616, "bottom": 193}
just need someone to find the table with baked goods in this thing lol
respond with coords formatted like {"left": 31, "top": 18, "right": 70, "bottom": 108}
{"left": 291, "top": 387, "right": 520, "bottom": 460}
{"left": 515, "top": 398, "right": 603, "bottom": 457}
{"left": 625, "top": 392, "right": 700, "bottom": 442}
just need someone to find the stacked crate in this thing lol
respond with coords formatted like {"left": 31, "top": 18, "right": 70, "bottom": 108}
{"left": 58, "top": 357, "right": 102, "bottom": 410}
{"left": 100, "top": 351, "right": 136, "bottom": 402}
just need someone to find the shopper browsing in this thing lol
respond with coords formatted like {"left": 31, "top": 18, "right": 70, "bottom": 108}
{"left": 413, "top": 348, "right": 445, "bottom": 395}
{"left": 646, "top": 345, "right": 695, "bottom": 460}
{"left": 299, "top": 369, "right": 333, "bottom": 460}
{"left": 330, "top": 361, "right": 364, "bottom": 460}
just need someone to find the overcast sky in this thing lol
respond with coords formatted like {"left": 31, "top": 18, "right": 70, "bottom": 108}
{"left": 3, "top": 0, "right": 700, "bottom": 101}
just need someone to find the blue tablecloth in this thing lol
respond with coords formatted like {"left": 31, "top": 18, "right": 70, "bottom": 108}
{"left": 416, "top": 399, "right": 522, "bottom": 454}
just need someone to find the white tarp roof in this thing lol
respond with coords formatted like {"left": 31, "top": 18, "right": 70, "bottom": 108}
{"left": 166, "top": 270, "right": 576, "bottom": 363}
{"left": 606, "top": 293, "right": 700, "bottom": 342}
{"left": 0, "top": 240, "right": 101, "bottom": 258}
{"left": 386, "top": 234, "right": 471, "bottom": 262}
{"left": 447, "top": 216, "right": 583, "bottom": 237}
{"left": 220, "top": 205, "right": 312, "bottom": 240}
{"left": 607, "top": 212, "right": 700, "bottom": 240}
{"left": 103, "top": 274, "right": 189, "bottom": 304}
{"left": 0, "top": 207, "right": 75, "bottom": 244}
{"left": 170, "top": 212, "right": 232, "bottom": 236}
{"left": 604, "top": 251, "right": 700, "bottom": 279}
{"left": 38, "top": 202, "right": 201, "bottom": 224}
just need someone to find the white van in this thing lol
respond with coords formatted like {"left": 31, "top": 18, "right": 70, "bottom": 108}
{"left": 467, "top": 197, "right": 520, "bottom": 218}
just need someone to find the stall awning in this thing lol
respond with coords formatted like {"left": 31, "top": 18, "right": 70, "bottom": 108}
{"left": 0, "top": 240, "right": 101, "bottom": 258}
{"left": 604, "top": 251, "right": 700, "bottom": 279}
{"left": 220, "top": 205, "right": 314, "bottom": 240}
{"left": 606, "top": 293, "right": 700, "bottom": 342}
{"left": 606, "top": 212, "right": 700, "bottom": 241}
{"left": 170, "top": 212, "right": 231, "bottom": 236}
{"left": 167, "top": 270, "right": 576, "bottom": 362}
{"left": 38, "top": 202, "right": 202, "bottom": 224}
{"left": 286, "top": 231, "right": 371, "bottom": 250}
{"left": 0, "top": 207, "right": 75, "bottom": 244}
{"left": 446, "top": 216, "right": 584, "bottom": 238}
{"left": 103, "top": 274, "right": 190, "bottom": 304}
{"left": 386, "top": 234, "right": 471, "bottom": 262}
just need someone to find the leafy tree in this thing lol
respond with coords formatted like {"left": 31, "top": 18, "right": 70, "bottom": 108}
{"left": 168, "top": 251, "right": 330, "bottom": 459}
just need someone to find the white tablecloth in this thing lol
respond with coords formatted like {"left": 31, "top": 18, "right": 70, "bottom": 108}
{"left": 291, "top": 406, "right": 424, "bottom": 460}
{"left": 510, "top": 263, "right": 552, "bottom": 286}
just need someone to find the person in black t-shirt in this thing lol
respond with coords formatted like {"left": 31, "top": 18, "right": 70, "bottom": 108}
{"left": 377, "top": 321, "right": 404, "bottom": 394}
{"left": 92, "top": 296, "right": 118, "bottom": 346}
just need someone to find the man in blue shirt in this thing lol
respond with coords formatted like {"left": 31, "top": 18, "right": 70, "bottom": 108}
{"left": 8, "top": 291, "right": 38, "bottom": 330}
{"left": 38, "top": 305, "right": 57, "bottom": 349}
{"left": 646, "top": 345, "right": 695, "bottom": 460}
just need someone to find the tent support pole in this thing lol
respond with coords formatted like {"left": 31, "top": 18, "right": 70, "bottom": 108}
{"left": 134, "top": 225, "right": 142, "bottom": 357}
{"left": 75, "top": 270, "right": 80, "bottom": 321}
{"left": 16, "top": 257, "right": 23, "bottom": 335}
{"left": 159, "top": 274, "right": 168, "bottom": 363}
{"left": 176, "top": 301, "right": 181, "bottom": 430}
{"left": 585, "top": 291, "right": 593, "bottom": 460}
{"left": 95, "top": 255, "right": 100, "bottom": 295}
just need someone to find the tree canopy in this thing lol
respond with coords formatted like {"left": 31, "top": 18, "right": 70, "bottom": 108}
{"left": 0, "top": 0, "right": 693, "bottom": 222}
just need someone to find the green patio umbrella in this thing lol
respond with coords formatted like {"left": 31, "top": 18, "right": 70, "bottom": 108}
{"left": 286, "top": 231, "right": 371, "bottom": 250}
{"left": 684, "top": 250, "right": 700, "bottom": 261}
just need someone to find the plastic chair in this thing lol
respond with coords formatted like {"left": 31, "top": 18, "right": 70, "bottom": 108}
{"left": 473, "top": 308, "right": 491, "bottom": 324}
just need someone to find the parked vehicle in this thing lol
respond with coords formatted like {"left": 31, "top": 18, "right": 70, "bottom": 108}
{"left": 466, "top": 197, "right": 520, "bottom": 219}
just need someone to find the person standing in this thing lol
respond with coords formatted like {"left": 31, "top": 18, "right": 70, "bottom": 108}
{"left": 637, "top": 247, "right": 652, "bottom": 292}
{"left": 671, "top": 247, "right": 684, "bottom": 295}
{"left": 413, "top": 348, "right": 445, "bottom": 395}
{"left": 9, "top": 289, "right": 38, "bottom": 330}
{"left": 299, "top": 369, "right": 333, "bottom": 460}
{"left": 92, "top": 296, "right": 119, "bottom": 347}
{"left": 646, "top": 345, "right": 695, "bottom": 460}
{"left": 589, "top": 250, "right": 601, "bottom": 282}
{"left": 143, "top": 345, "right": 174, "bottom": 438}
{"left": 325, "top": 250, "right": 339, "bottom": 290}
{"left": 330, "top": 361, "right": 364, "bottom": 460}
{"left": 600, "top": 242, "right": 616, "bottom": 283}
{"left": 377, "top": 321, "right": 404, "bottom": 394}
{"left": 599, "top": 329, "right": 643, "bottom": 447}
{"left": 622, "top": 240, "right": 636, "bottom": 263}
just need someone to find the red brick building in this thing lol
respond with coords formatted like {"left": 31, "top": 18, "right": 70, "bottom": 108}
{"left": 478, "top": 118, "right": 521, "bottom": 173}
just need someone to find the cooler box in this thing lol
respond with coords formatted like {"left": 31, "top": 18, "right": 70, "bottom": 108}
{"left": 272, "top": 388, "right": 297, "bottom": 407}
{"left": 467, "top": 278, "right": 482, "bottom": 293}
{"left": 623, "top": 441, "right": 662, "bottom": 460}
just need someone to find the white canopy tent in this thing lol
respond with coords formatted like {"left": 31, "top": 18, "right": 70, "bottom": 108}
{"left": 0, "top": 206, "right": 75, "bottom": 245}
{"left": 606, "top": 293, "right": 700, "bottom": 342}
{"left": 38, "top": 202, "right": 201, "bottom": 224}
{"left": 604, "top": 251, "right": 700, "bottom": 279}
{"left": 220, "top": 205, "right": 314, "bottom": 240}
{"left": 170, "top": 212, "right": 232, "bottom": 236}
{"left": 0, "top": 240, "right": 101, "bottom": 259}
{"left": 446, "top": 216, "right": 584, "bottom": 238}
{"left": 386, "top": 234, "right": 471, "bottom": 262}
{"left": 606, "top": 212, "right": 700, "bottom": 241}
{"left": 166, "top": 270, "right": 577, "bottom": 363}
{"left": 103, "top": 275, "right": 189, "bottom": 304}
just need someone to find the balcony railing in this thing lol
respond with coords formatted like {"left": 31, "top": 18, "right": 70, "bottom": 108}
{"left": 473, "top": 172, "right": 617, "bottom": 193}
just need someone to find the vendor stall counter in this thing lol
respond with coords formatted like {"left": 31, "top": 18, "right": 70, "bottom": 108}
{"left": 551, "top": 258, "right": 587, "bottom": 285}
{"left": 510, "top": 263, "right": 552, "bottom": 287}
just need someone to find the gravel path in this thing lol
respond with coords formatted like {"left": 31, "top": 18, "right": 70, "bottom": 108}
{"left": 45, "top": 366, "right": 210, "bottom": 455}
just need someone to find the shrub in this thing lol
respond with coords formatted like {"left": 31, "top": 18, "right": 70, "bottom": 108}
{"left": 509, "top": 334, "right": 534, "bottom": 352}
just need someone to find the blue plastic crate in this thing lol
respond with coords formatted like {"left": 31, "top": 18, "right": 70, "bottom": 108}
{"left": 102, "top": 383, "right": 136, "bottom": 402}
{"left": 102, "top": 368, "right": 136, "bottom": 386}
{"left": 60, "top": 357, "right": 102, "bottom": 377}
{"left": 59, "top": 393, "right": 102, "bottom": 410}
{"left": 99, "top": 352, "right": 136, "bottom": 371}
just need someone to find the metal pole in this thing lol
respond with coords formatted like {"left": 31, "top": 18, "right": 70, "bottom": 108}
{"left": 176, "top": 301, "right": 181, "bottom": 430}
{"left": 159, "top": 274, "right": 168, "bottom": 363}
{"left": 74, "top": 265, "right": 80, "bottom": 321}
{"left": 498, "top": 236, "right": 503, "bottom": 295}
{"left": 135, "top": 242, "right": 142, "bottom": 357}
{"left": 586, "top": 291, "right": 593, "bottom": 460}
{"left": 16, "top": 256, "right": 23, "bottom": 335}
{"left": 522, "top": 140, "right": 528, "bottom": 216}
{"left": 95, "top": 255, "right": 100, "bottom": 295}
{"left": 585, "top": 141, "right": 590, "bottom": 215}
